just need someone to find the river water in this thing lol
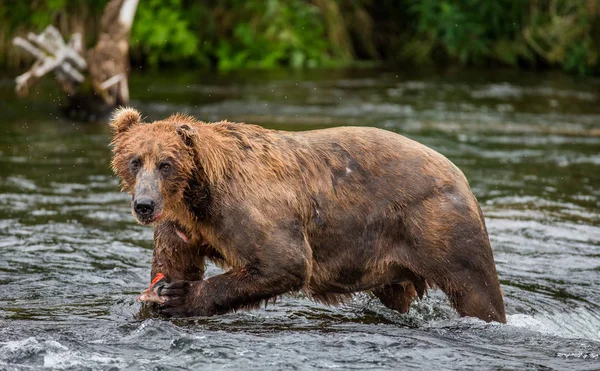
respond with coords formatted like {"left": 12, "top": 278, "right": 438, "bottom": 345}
{"left": 0, "top": 67, "right": 599, "bottom": 370}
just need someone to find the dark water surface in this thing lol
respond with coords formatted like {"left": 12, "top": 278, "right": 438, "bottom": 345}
{"left": 0, "top": 68, "right": 599, "bottom": 370}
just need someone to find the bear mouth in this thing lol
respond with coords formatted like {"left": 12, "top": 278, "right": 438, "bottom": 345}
{"left": 133, "top": 209, "right": 162, "bottom": 225}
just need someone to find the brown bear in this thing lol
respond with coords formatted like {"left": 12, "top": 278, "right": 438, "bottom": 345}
{"left": 110, "top": 107, "right": 506, "bottom": 323}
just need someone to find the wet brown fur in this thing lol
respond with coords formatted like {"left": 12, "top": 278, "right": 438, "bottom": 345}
{"left": 110, "top": 108, "right": 507, "bottom": 323}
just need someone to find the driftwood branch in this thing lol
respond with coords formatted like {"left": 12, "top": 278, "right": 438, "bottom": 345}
{"left": 12, "top": 0, "right": 139, "bottom": 117}
{"left": 13, "top": 26, "right": 86, "bottom": 96}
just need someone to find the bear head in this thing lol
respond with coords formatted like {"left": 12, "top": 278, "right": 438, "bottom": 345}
{"left": 109, "top": 107, "right": 198, "bottom": 225}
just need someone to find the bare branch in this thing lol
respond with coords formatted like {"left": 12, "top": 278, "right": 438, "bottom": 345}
{"left": 13, "top": 37, "right": 46, "bottom": 60}
{"left": 13, "top": 0, "right": 138, "bottom": 113}
{"left": 119, "top": 0, "right": 140, "bottom": 29}
{"left": 100, "top": 73, "right": 125, "bottom": 90}
{"left": 13, "top": 25, "right": 88, "bottom": 95}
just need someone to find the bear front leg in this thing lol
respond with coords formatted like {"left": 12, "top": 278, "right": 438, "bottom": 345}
{"left": 150, "top": 220, "right": 207, "bottom": 283}
{"left": 373, "top": 282, "right": 417, "bottom": 314}
{"left": 157, "top": 264, "right": 305, "bottom": 317}
{"left": 154, "top": 202, "right": 311, "bottom": 317}
{"left": 140, "top": 220, "right": 209, "bottom": 308}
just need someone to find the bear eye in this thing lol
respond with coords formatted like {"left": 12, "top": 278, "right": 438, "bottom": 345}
{"left": 129, "top": 158, "right": 141, "bottom": 173}
{"left": 159, "top": 162, "right": 172, "bottom": 175}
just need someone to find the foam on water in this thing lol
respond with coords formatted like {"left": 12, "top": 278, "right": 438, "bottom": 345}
{"left": 508, "top": 308, "right": 600, "bottom": 342}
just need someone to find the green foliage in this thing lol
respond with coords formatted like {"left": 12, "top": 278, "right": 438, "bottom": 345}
{"left": 523, "top": 1, "right": 599, "bottom": 75}
{"left": 215, "top": 0, "right": 329, "bottom": 69}
{"left": 407, "top": 0, "right": 526, "bottom": 65}
{"left": 0, "top": 0, "right": 105, "bottom": 31}
{"left": 1, "top": 0, "right": 599, "bottom": 75}
{"left": 129, "top": 0, "right": 330, "bottom": 69}
{"left": 131, "top": 0, "right": 199, "bottom": 67}
{"left": 564, "top": 39, "right": 598, "bottom": 76}
{"left": 404, "top": 0, "right": 599, "bottom": 75}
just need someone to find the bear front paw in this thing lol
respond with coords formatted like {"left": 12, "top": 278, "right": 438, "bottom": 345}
{"left": 157, "top": 280, "right": 210, "bottom": 318}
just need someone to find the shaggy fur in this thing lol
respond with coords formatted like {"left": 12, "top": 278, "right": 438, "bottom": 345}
{"left": 110, "top": 108, "right": 506, "bottom": 323}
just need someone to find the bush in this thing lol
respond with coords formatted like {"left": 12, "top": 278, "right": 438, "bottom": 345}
{"left": 1, "top": 0, "right": 599, "bottom": 75}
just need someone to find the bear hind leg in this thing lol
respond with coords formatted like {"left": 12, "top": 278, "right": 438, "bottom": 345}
{"left": 436, "top": 270, "right": 506, "bottom": 323}
{"left": 404, "top": 201, "right": 507, "bottom": 323}
{"left": 421, "top": 235, "right": 506, "bottom": 323}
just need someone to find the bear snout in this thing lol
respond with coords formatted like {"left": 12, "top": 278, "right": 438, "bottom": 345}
{"left": 132, "top": 197, "right": 163, "bottom": 224}
{"left": 132, "top": 197, "right": 159, "bottom": 224}
{"left": 132, "top": 170, "right": 163, "bottom": 224}
{"left": 134, "top": 198, "right": 155, "bottom": 216}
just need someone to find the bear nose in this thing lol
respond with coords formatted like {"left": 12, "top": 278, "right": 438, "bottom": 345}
{"left": 134, "top": 198, "right": 155, "bottom": 216}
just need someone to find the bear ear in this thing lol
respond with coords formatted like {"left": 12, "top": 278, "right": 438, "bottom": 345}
{"left": 176, "top": 123, "right": 196, "bottom": 147}
{"left": 110, "top": 107, "right": 141, "bottom": 134}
